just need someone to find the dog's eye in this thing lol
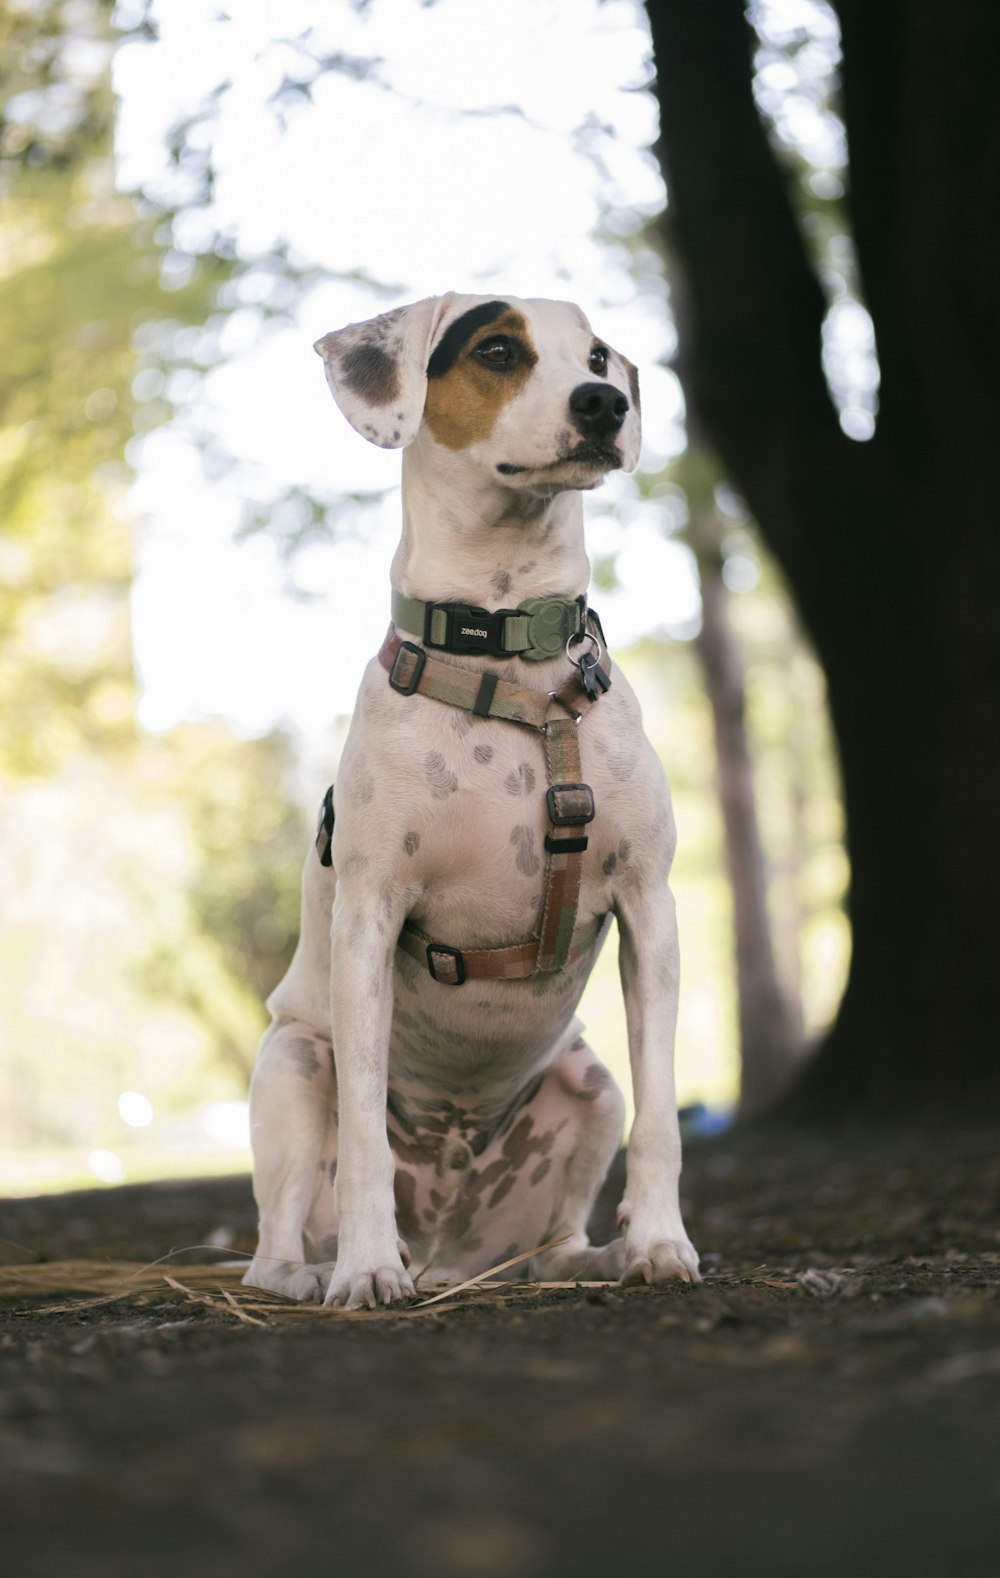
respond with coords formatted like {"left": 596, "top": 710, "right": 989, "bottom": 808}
{"left": 475, "top": 336, "right": 514, "bottom": 368}
{"left": 589, "top": 345, "right": 609, "bottom": 376}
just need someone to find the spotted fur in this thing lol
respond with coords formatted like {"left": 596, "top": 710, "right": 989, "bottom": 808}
{"left": 245, "top": 292, "right": 697, "bottom": 1312}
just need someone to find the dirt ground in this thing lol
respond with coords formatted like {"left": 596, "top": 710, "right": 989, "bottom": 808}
{"left": 1, "top": 1116, "right": 998, "bottom": 1578}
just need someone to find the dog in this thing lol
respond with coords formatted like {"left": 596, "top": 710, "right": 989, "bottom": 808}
{"left": 243, "top": 293, "right": 700, "bottom": 1309}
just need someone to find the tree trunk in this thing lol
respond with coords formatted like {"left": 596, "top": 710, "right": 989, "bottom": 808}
{"left": 690, "top": 508, "right": 800, "bottom": 1116}
{"left": 645, "top": 0, "right": 1000, "bottom": 1110}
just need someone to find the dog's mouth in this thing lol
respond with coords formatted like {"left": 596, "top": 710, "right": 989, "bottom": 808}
{"left": 497, "top": 444, "right": 622, "bottom": 478}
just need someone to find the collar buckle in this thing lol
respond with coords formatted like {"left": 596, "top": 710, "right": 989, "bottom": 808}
{"left": 412, "top": 592, "right": 587, "bottom": 661}
{"left": 425, "top": 602, "right": 508, "bottom": 657}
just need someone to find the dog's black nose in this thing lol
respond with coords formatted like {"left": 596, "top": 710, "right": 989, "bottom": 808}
{"left": 569, "top": 382, "right": 629, "bottom": 439}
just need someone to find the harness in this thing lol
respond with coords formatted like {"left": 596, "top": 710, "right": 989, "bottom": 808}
{"left": 316, "top": 596, "right": 612, "bottom": 987}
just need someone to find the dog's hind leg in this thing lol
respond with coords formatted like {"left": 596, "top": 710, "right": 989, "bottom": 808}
{"left": 243, "top": 1019, "right": 338, "bottom": 1302}
{"left": 531, "top": 1038, "right": 627, "bottom": 1281}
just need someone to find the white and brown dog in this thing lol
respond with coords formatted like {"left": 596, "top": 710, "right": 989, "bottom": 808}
{"left": 244, "top": 293, "right": 700, "bottom": 1309}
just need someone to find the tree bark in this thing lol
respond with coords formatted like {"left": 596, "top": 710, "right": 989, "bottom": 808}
{"left": 645, "top": 0, "right": 1000, "bottom": 1109}
{"left": 690, "top": 506, "right": 800, "bottom": 1116}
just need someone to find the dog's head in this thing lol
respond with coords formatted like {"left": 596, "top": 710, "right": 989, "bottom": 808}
{"left": 314, "top": 293, "right": 641, "bottom": 490}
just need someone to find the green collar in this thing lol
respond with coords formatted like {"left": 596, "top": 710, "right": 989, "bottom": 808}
{"left": 391, "top": 589, "right": 586, "bottom": 662}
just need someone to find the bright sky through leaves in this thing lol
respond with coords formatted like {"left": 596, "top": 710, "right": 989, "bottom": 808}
{"left": 115, "top": 0, "right": 695, "bottom": 737}
{"left": 113, "top": 0, "right": 869, "bottom": 739}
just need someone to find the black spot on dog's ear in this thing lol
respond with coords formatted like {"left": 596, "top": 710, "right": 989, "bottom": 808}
{"left": 427, "top": 300, "right": 509, "bottom": 378}
{"left": 341, "top": 341, "right": 401, "bottom": 407}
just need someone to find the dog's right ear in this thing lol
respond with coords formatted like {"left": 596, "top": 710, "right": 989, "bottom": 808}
{"left": 313, "top": 295, "right": 454, "bottom": 449}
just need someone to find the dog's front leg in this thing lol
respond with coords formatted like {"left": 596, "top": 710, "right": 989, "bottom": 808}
{"left": 616, "top": 879, "right": 701, "bottom": 1285}
{"left": 324, "top": 884, "right": 415, "bottom": 1310}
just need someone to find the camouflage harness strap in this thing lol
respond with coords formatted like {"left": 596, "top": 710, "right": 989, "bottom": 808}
{"left": 376, "top": 626, "right": 606, "bottom": 731}
{"left": 375, "top": 619, "right": 611, "bottom": 985}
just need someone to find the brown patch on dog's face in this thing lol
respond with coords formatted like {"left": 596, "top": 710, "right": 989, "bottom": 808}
{"left": 424, "top": 305, "right": 538, "bottom": 450}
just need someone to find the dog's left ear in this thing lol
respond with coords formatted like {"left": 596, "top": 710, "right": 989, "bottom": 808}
{"left": 615, "top": 352, "right": 642, "bottom": 472}
{"left": 313, "top": 295, "right": 455, "bottom": 449}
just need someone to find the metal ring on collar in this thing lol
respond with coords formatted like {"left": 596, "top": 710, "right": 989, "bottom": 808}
{"left": 565, "top": 629, "right": 603, "bottom": 669}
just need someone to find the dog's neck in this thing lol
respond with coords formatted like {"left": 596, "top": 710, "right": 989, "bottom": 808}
{"left": 391, "top": 445, "right": 591, "bottom": 613}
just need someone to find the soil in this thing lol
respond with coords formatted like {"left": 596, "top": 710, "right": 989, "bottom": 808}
{"left": 1, "top": 1116, "right": 998, "bottom": 1578}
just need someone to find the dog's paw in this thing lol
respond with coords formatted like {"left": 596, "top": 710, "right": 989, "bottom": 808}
{"left": 535, "top": 1236, "right": 626, "bottom": 1281}
{"left": 242, "top": 1258, "right": 332, "bottom": 1302}
{"left": 620, "top": 1235, "right": 701, "bottom": 1287}
{"left": 324, "top": 1257, "right": 415, "bottom": 1311}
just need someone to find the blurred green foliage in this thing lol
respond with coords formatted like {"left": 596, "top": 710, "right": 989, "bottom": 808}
{"left": 0, "top": 0, "right": 230, "bottom": 778}
{"left": 0, "top": 0, "right": 308, "bottom": 1159}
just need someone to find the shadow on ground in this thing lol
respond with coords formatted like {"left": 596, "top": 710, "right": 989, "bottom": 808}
{"left": 1, "top": 1118, "right": 998, "bottom": 1577}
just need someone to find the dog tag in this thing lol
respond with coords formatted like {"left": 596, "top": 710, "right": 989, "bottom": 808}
{"left": 579, "top": 651, "right": 600, "bottom": 700}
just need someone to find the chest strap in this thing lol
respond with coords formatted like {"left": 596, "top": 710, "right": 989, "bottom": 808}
{"left": 376, "top": 622, "right": 611, "bottom": 984}
{"left": 378, "top": 626, "right": 608, "bottom": 731}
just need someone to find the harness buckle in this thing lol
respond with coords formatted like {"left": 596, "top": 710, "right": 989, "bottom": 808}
{"left": 389, "top": 640, "right": 426, "bottom": 695}
{"left": 426, "top": 943, "right": 466, "bottom": 986}
{"left": 547, "top": 783, "right": 596, "bottom": 826}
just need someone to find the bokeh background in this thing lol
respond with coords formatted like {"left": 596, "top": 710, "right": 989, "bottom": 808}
{"left": 0, "top": 0, "right": 856, "bottom": 1193}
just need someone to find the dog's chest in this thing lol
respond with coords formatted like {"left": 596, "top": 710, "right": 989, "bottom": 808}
{"left": 386, "top": 690, "right": 644, "bottom": 943}
{"left": 329, "top": 659, "right": 661, "bottom": 988}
